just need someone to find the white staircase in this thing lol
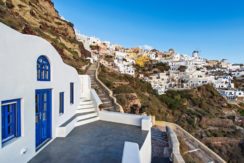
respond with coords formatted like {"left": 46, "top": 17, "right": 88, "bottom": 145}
{"left": 75, "top": 98, "right": 99, "bottom": 126}
{"left": 56, "top": 97, "right": 99, "bottom": 137}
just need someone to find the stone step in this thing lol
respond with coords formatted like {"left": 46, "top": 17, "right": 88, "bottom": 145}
{"left": 76, "top": 107, "right": 96, "bottom": 114}
{"left": 98, "top": 94, "right": 106, "bottom": 97}
{"left": 100, "top": 97, "right": 110, "bottom": 101}
{"left": 78, "top": 104, "right": 94, "bottom": 109}
{"left": 76, "top": 112, "right": 98, "bottom": 121}
{"left": 80, "top": 98, "right": 91, "bottom": 102}
{"left": 102, "top": 100, "right": 111, "bottom": 104}
{"left": 75, "top": 116, "right": 99, "bottom": 127}
{"left": 80, "top": 100, "right": 93, "bottom": 105}
{"left": 102, "top": 106, "right": 114, "bottom": 111}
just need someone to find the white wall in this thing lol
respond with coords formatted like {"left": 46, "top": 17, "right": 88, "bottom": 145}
{"left": 0, "top": 23, "right": 81, "bottom": 163}
{"left": 139, "top": 130, "right": 152, "bottom": 163}
{"left": 122, "top": 142, "right": 141, "bottom": 163}
{"left": 99, "top": 111, "right": 146, "bottom": 126}
{"left": 121, "top": 126, "right": 152, "bottom": 163}
{"left": 80, "top": 75, "right": 91, "bottom": 100}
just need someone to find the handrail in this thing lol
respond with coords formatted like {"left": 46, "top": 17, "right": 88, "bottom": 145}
{"left": 95, "top": 62, "right": 124, "bottom": 113}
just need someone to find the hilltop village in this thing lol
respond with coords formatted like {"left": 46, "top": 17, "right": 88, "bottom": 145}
{"left": 77, "top": 33, "right": 244, "bottom": 104}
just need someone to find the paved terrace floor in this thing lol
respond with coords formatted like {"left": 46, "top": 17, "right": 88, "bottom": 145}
{"left": 29, "top": 121, "right": 148, "bottom": 163}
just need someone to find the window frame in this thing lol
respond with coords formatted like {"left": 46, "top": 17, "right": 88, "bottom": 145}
{"left": 59, "top": 92, "right": 64, "bottom": 115}
{"left": 70, "top": 83, "right": 74, "bottom": 104}
{"left": 37, "top": 55, "right": 51, "bottom": 81}
{"left": 1, "top": 99, "right": 21, "bottom": 145}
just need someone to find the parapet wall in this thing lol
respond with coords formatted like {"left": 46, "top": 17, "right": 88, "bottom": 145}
{"left": 158, "top": 121, "right": 226, "bottom": 163}
{"left": 166, "top": 126, "right": 185, "bottom": 163}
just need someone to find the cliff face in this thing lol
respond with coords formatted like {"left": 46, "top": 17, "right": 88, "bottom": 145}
{"left": 0, "top": 0, "right": 91, "bottom": 73}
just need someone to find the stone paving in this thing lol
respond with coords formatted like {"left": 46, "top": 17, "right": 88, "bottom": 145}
{"left": 29, "top": 121, "right": 148, "bottom": 163}
{"left": 151, "top": 126, "right": 172, "bottom": 163}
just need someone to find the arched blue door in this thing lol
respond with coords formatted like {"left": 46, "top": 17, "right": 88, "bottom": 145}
{"left": 35, "top": 89, "right": 52, "bottom": 150}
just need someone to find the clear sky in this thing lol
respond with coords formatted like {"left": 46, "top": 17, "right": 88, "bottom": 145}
{"left": 52, "top": 0, "right": 244, "bottom": 63}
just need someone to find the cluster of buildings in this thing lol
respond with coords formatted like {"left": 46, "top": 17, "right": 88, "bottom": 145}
{"left": 76, "top": 32, "right": 244, "bottom": 102}
{"left": 142, "top": 51, "right": 244, "bottom": 102}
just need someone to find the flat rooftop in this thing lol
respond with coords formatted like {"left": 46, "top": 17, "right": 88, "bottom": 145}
{"left": 29, "top": 121, "right": 148, "bottom": 163}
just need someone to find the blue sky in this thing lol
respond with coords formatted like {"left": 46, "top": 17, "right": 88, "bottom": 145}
{"left": 52, "top": 0, "right": 244, "bottom": 63}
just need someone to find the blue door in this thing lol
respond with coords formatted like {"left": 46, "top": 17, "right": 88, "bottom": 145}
{"left": 35, "top": 89, "right": 52, "bottom": 149}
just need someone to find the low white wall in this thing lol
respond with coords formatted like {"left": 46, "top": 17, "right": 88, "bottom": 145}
{"left": 56, "top": 118, "right": 76, "bottom": 138}
{"left": 139, "top": 130, "right": 152, "bottom": 163}
{"left": 141, "top": 116, "right": 152, "bottom": 131}
{"left": 101, "top": 111, "right": 152, "bottom": 163}
{"left": 91, "top": 89, "right": 102, "bottom": 112}
{"left": 99, "top": 111, "right": 145, "bottom": 126}
{"left": 122, "top": 142, "right": 141, "bottom": 163}
{"left": 122, "top": 130, "right": 152, "bottom": 163}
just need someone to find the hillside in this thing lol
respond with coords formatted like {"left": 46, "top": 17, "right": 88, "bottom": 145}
{"left": 0, "top": 0, "right": 90, "bottom": 73}
{"left": 233, "top": 76, "right": 244, "bottom": 91}
{"left": 99, "top": 65, "right": 244, "bottom": 163}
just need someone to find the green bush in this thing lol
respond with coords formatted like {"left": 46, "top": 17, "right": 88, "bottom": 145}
{"left": 159, "top": 95, "right": 181, "bottom": 110}
{"left": 239, "top": 109, "right": 244, "bottom": 116}
{"left": 239, "top": 103, "right": 244, "bottom": 107}
{"left": 116, "top": 94, "right": 127, "bottom": 107}
{"left": 113, "top": 85, "right": 134, "bottom": 94}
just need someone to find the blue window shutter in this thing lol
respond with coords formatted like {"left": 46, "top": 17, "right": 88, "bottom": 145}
{"left": 16, "top": 99, "right": 21, "bottom": 137}
{"left": 70, "top": 83, "right": 74, "bottom": 104}
{"left": 1, "top": 99, "right": 21, "bottom": 145}
{"left": 59, "top": 92, "right": 64, "bottom": 114}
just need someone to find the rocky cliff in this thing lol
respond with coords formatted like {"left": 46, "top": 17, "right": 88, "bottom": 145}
{"left": 0, "top": 0, "right": 90, "bottom": 73}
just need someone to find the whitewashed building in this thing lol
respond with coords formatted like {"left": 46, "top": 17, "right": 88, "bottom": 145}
{"left": 219, "top": 89, "right": 244, "bottom": 101}
{"left": 0, "top": 22, "right": 83, "bottom": 162}
{"left": 0, "top": 23, "right": 152, "bottom": 163}
{"left": 213, "top": 76, "right": 234, "bottom": 89}
{"left": 231, "top": 70, "right": 244, "bottom": 78}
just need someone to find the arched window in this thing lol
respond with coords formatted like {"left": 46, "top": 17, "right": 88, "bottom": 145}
{"left": 37, "top": 56, "right": 50, "bottom": 81}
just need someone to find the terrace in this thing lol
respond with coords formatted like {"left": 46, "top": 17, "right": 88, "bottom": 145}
{"left": 29, "top": 121, "right": 148, "bottom": 163}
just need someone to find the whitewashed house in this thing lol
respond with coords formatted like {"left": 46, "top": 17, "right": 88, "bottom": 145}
{"left": 172, "top": 54, "right": 181, "bottom": 61}
{"left": 231, "top": 70, "right": 244, "bottom": 78}
{"left": 0, "top": 22, "right": 84, "bottom": 162}
{"left": 219, "top": 89, "right": 244, "bottom": 101}
{"left": 213, "top": 76, "right": 234, "bottom": 89}
{"left": 148, "top": 53, "right": 156, "bottom": 60}
{"left": 0, "top": 23, "right": 152, "bottom": 163}
{"left": 229, "top": 64, "right": 241, "bottom": 71}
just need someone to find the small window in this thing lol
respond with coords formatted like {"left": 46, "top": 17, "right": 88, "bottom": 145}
{"left": 1, "top": 99, "right": 21, "bottom": 145}
{"left": 37, "top": 56, "right": 50, "bottom": 81}
{"left": 59, "top": 92, "right": 64, "bottom": 114}
{"left": 70, "top": 83, "right": 74, "bottom": 104}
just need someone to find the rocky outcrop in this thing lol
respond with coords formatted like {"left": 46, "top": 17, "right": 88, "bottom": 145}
{"left": 0, "top": 0, "right": 91, "bottom": 73}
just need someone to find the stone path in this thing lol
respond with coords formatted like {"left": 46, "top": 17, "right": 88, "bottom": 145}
{"left": 151, "top": 126, "right": 172, "bottom": 163}
{"left": 86, "top": 63, "right": 118, "bottom": 111}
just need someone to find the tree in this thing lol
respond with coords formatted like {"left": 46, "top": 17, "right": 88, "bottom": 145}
{"left": 178, "top": 65, "right": 187, "bottom": 72}
{"left": 156, "top": 63, "right": 170, "bottom": 72}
